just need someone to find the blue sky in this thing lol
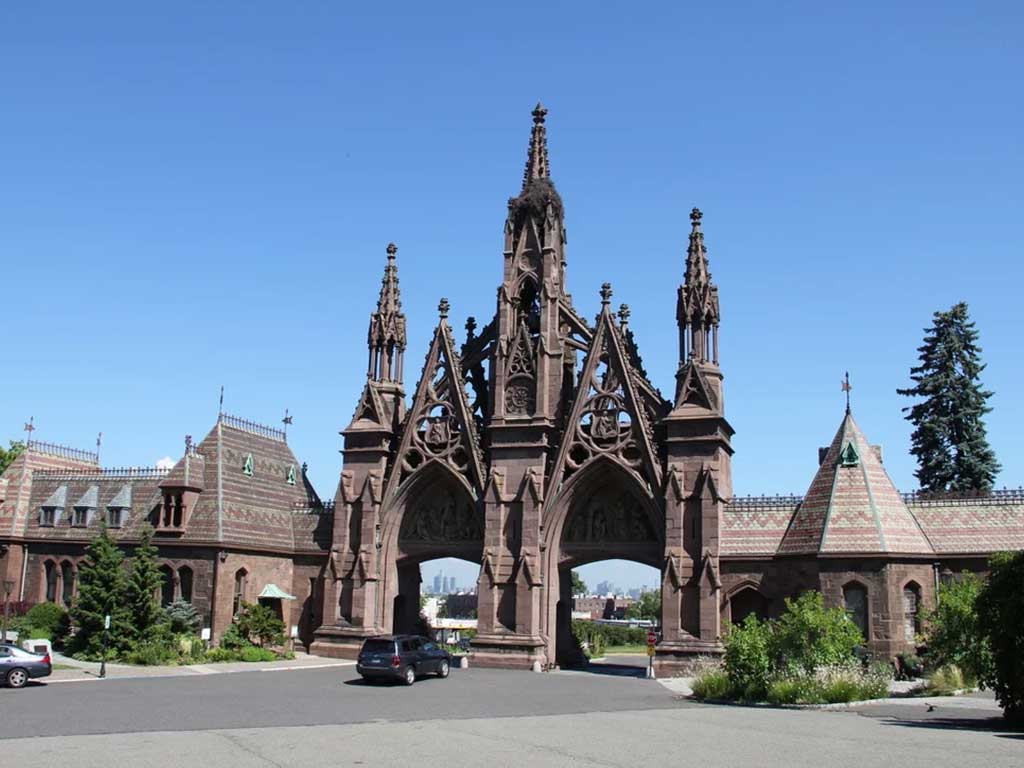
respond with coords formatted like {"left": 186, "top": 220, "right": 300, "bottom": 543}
{"left": 2, "top": 2, "right": 1021, "bottom": 590}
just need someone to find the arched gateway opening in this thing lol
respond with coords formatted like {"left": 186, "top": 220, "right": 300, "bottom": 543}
{"left": 544, "top": 459, "right": 664, "bottom": 668}
{"left": 380, "top": 462, "right": 483, "bottom": 636}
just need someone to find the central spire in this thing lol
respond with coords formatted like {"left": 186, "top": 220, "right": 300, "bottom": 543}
{"left": 522, "top": 102, "right": 550, "bottom": 188}
{"left": 367, "top": 242, "right": 407, "bottom": 382}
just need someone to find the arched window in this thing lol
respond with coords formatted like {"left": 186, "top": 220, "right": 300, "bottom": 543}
{"left": 44, "top": 561, "right": 57, "bottom": 603}
{"left": 233, "top": 569, "right": 248, "bottom": 616}
{"left": 160, "top": 564, "right": 176, "bottom": 607}
{"left": 903, "top": 582, "right": 922, "bottom": 643}
{"left": 730, "top": 586, "right": 770, "bottom": 625}
{"left": 60, "top": 561, "right": 75, "bottom": 607}
{"left": 178, "top": 566, "right": 193, "bottom": 604}
{"left": 843, "top": 582, "right": 869, "bottom": 639}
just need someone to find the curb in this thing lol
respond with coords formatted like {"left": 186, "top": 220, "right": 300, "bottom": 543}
{"left": 44, "top": 660, "right": 357, "bottom": 684}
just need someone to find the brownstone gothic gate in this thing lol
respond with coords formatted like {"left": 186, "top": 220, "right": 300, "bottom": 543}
{"left": 312, "top": 105, "right": 733, "bottom": 675}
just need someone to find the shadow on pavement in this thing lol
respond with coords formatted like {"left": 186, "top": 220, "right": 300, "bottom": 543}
{"left": 876, "top": 716, "right": 1023, "bottom": 740}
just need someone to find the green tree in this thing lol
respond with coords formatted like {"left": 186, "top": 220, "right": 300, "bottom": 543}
{"left": 123, "top": 525, "right": 164, "bottom": 644}
{"left": 897, "top": 302, "right": 1000, "bottom": 492}
{"left": 68, "top": 526, "right": 131, "bottom": 657}
{"left": 976, "top": 551, "right": 1024, "bottom": 724}
{"left": 625, "top": 589, "right": 661, "bottom": 621}
{"left": 0, "top": 440, "right": 25, "bottom": 475}
{"left": 723, "top": 614, "right": 773, "bottom": 700}
{"left": 570, "top": 570, "right": 587, "bottom": 596}
{"left": 923, "top": 572, "right": 992, "bottom": 685}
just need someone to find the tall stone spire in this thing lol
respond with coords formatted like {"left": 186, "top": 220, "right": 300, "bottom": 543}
{"left": 367, "top": 242, "right": 407, "bottom": 382}
{"left": 522, "top": 102, "right": 550, "bottom": 188}
{"left": 677, "top": 208, "right": 721, "bottom": 366}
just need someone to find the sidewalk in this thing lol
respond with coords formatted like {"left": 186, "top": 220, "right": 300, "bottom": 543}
{"left": 47, "top": 651, "right": 355, "bottom": 683}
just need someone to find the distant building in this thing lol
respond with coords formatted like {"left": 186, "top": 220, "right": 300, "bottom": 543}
{"left": 432, "top": 573, "right": 442, "bottom": 594}
{"left": 572, "top": 596, "right": 635, "bottom": 620}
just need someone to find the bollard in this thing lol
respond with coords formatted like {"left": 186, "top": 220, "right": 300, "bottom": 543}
{"left": 459, "top": 655, "right": 469, "bottom": 669}
{"left": 532, "top": 660, "right": 542, "bottom": 673}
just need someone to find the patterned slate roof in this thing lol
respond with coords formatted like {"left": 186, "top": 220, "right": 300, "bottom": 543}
{"left": 909, "top": 493, "right": 1024, "bottom": 554}
{"left": 721, "top": 496, "right": 800, "bottom": 555}
{"left": 777, "top": 411, "right": 933, "bottom": 555}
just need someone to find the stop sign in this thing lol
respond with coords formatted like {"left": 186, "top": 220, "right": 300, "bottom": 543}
{"left": 646, "top": 631, "right": 657, "bottom": 645}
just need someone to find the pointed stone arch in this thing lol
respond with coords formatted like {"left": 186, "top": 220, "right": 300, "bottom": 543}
{"left": 378, "top": 459, "right": 484, "bottom": 635}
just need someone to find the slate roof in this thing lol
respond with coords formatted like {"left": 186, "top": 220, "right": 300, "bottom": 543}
{"left": 908, "top": 492, "right": 1024, "bottom": 554}
{"left": 777, "top": 411, "right": 934, "bottom": 556}
{"left": 721, "top": 496, "right": 800, "bottom": 555}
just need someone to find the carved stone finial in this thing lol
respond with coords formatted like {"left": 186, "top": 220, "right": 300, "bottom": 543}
{"left": 465, "top": 315, "right": 477, "bottom": 339}
{"left": 386, "top": 242, "right": 397, "bottom": 258}
{"left": 618, "top": 304, "right": 631, "bottom": 326}
{"left": 185, "top": 434, "right": 193, "bottom": 452}
{"left": 600, "top": 282, "right": 613, "bottom": 306}
{"left": 438, "top": 297, "right": 450, "bottom": 319}
{"left": 690, "top": 207, "right": 703, "bottom": 227}
{"left": 532, "top": 102, "right": 548, "bottom": 124}
{"left": 302, "top": 461, "right": 308, "bottom": 474}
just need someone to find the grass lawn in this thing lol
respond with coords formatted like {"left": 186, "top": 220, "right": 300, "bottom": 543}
{"left": 603, "top": 644, "right": 649, "bottom": 655}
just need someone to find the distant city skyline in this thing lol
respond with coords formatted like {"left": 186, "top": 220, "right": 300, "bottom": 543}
{"left": 420, "top": 557, "right": 658, "bottom": 596}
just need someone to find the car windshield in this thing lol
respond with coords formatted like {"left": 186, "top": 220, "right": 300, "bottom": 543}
{"left": 361, "top": 639, "right": 395, "bottom": 654}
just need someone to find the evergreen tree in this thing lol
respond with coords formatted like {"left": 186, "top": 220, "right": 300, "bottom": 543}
{"left": 69, "top": 526, "right": 131, "bottom": 657}
{"left": 124, "top": 524, "right": 164, "bottom": 643}
{"left": 897, "top": 302, "right": 1000, "bottom": 492}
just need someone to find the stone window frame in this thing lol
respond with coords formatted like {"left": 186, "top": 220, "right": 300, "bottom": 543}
{"left": 233, "top": 568, "right": 248, "bottom": 616}
{"left": 72, "top": 506, "right": 90, "bottom": 528}
{"left": 841, "top": 579, "right": 871, "bottom": 640}
{"left": 902, "top": 580, "right": 923, "bottom": 644}
{"left": 41, "top": 557, "right": 78, "bottom": 606}
{"left": 725, "top": 581, "right": 771, "bottom": 624}
{"left": 157, "top": 561, "right": 196, "bottom": 606}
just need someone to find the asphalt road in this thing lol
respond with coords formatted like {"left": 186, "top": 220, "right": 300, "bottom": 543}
{"left": 0, "top": 665, "right": 676, "bottom": 739}
{"left": 2, "top": 666, "right": 1020, "bottom": 767}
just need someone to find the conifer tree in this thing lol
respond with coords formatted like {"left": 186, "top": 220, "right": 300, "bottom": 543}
{"left": 124, "top": 524, "right": 164, "bottom": 643}
{"left": 897, "top": 302, "right": 1000, "bottom": 492}
{"left": 69, "top": 526, "right": 131, "bottom": 657}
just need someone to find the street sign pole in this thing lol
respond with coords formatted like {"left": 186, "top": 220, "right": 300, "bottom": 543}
{"left": 99, "top": 614, "right": 111, "bottom": 679}
{"left": 646, "top": 629, "right": 657, "bottom": 679}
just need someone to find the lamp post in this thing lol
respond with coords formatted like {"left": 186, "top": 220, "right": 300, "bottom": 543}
{"left": 2, "top": 579, "right": 14, "bottom": 644}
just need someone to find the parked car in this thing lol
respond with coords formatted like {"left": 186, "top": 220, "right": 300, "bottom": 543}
{"left": 0, "top": 643, "right": 53, "bottom": 688}
{"left": 356, "top": 635, "right": 451, "bottom": 685}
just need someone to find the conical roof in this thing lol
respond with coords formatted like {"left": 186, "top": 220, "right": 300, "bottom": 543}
{"left": 778, "top": 411, "right": 934, "bottom": 555}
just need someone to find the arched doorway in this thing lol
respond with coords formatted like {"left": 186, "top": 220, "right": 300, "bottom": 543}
{"left": 728, "top": 585, "right": 770, "bottom": 625}
{"left": 543, "top": 459, "right": 664, "bottom": 668}
{"left": 379, "top": 462, "right": 483, "bottom": 636}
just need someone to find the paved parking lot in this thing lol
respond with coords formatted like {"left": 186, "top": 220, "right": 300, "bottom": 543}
{"left": 1, "top": 665, "right": 1019, "bottom": 767}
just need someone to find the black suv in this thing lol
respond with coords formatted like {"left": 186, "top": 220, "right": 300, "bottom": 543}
{"left": 356, "top": 635, "right": 451, "bottom": 685}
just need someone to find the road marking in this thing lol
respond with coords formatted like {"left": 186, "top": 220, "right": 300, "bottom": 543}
{"left": 259, "top": 662, "right": 357, "bottom": 672}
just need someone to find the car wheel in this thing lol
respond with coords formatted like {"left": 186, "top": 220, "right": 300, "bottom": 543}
{"left": 437, "top": 660, "right": 450, "bottom": 678}
{"left": 6, "top": 668, "right": 29, "bottom": 689}
{"left": 403, "top": 666, "right": 416, "bottom": 686}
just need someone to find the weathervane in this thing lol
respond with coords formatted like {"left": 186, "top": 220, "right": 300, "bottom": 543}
{"left": 841, "top": 371, "right": 852, "bottom": 414}
{"left": 282, "top": 409, "right": 293, "bottom": 440}
{"left": 96, "top": 432, "right": 103, "bottom": 461}
{"left": 23, "top": 416, "right": 35, "bottom": 446}
{"left": 218, "top": 385, "right": 225, "bottom": 418}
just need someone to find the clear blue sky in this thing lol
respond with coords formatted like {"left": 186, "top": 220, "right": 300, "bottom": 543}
{"left": 3, "top": 2, "right": 1021, "bottom": 590}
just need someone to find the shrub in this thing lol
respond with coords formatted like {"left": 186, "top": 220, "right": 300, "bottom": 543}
{"left": 896, "top": 653, "right": 925, "bottom": 680}
{"left": 235, "top": 602, "right": 286, "bottom": 647}
{"left": 690, "top": 669, "right": 732, "bottom": 700}
{"left": 923, "top": 572, "right": 992, "bottom": 685}
{"left": 976, "top": 551, "right": 1024, "bottom": 724}
{"left": 25, "top": 602, "right": 70, "bottom": 643}
{"left": 164, "top": 600, "right": 201, "bottom": 635}
{"left": 239, "top": 645, "right": 277, "bottom": 662}
{"left": 723, "top": 615, "right": 772, "bottom": 700}
{"left": 7, "top": 616, "right": 49, "bottom": 641}
{"left": 769, "top": 592, "right": 862, "bottom": 674}
{"left": 124, "top": 639, "right": 179, "bottom": 666}
{"left": 926, "top": 664, "right": 968, "bottom": 696}
{"left": 220, "top": 622, "right": 250, "bottom": 650}
{"left": 766, "top": 664, "right": 891, "bottom": 705}
{"left": 204, "top": 647, "right": 237, "bottom": 663}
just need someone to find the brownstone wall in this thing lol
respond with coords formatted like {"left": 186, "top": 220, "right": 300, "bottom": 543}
{"left": 213, "top": 552, "right": 295, "bottom": 642}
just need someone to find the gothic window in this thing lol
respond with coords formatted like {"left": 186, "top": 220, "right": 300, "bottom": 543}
{"left": 160, "top": 564, "right": 176, "bottom": 607}
{"left": 242, "top": 454, "right": 255, "bottom": 477}
{"left": 178, "top": 566, "right": 193, "bottom": 604}
{"left": 233, "top": 569, "right": 248, "bottom": 616}
{"left": 903, "top": 582, "right": 922, "bottom": 642}
{"left": 44, "top": 561, "right": 57, "bottom": 603}
{"left": 843, "top": 582, "right": 869, "bottom": 639}
{"left": 40, "top": 507, "right": 56, "bottom": 527}
{"left": 60, "top": 561, "right": 75, "bottom": 607}
{"left": 730, "top": 587, "right": 770, "bottom": 625}
{"left": 72, "top": 507, "right": 89, "bottom": 527}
